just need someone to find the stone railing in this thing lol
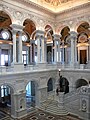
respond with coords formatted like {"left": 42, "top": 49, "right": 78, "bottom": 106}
{"left": 0, "top": 63, "right": 89, "bottom": 74}
{"left": 63, "top": 86, "right": 90, "bottom": 120}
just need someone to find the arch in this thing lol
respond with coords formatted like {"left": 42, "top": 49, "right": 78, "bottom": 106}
{"left": 59, "top": 76, "right": 69, "bottom": 94}
{"left": 75, "top": 79, "right": 88, "bottom": 88}
{"left": 0, "top": 11, "right": 12, "bottom": 32}
{"left": 47, "top": 78, "right": 53, "bottom": 92}
{"left": 0, "top": 10, "right": 13, "bottom": 23}
{"left": 0, "top": 83, "right": 15, "bottom": 93}
{"left": 44, "top": 23, "right": 54, "bottom": 34}
{"left": 23, "top": 19, "right": 36, "bottom": 39}
{"left": 75, "top": 21, "right": 90, "bottom": 33}
{"left": 56, "top": 23, "right": 70, "bottom": 34}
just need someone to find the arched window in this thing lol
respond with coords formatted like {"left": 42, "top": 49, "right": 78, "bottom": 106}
{"left": 1, "top": 29, "right": 10, "bottom": 40}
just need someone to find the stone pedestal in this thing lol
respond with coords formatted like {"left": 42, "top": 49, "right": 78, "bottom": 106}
{"left": 11, "top": 62, "right": 24, "bottom": 72}
{"left": 58, "top": 92, "right": 68, "bottom": 115}
{"left": 79, "top": 86, "right": 90, "bottom": 120}
{"left": 11, "top": 91, "right": 27, "bottom": 119}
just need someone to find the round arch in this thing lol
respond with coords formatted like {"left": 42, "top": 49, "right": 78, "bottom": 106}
{"left": 47, "top": 78, "right": 53, "bottom": 92}
{"left": 23, "top": 19, "right": 36, "bottom": 37}
{"left": 74, "top": 21, "right": 90, "bottom": 32}
{"left": 23, "top": 17, "right": 37, "bottom": 29}
{"left": 59, "top": 76, "right": 69, "bottom": 94}
{"left": 75, "top": 79, "right": 88, "bottom": 88}
{"left": 0, "top": 83, "right": 15, "bottom": 93}
{"left": 25, "top": 80, "right": 39, "bottom": 108}
{"left": 56, "top": 23, "right": 70, "bottom": 34}
{"left": 44, "top": 23, "right": 54, "bottom": 34}
{"left": 0, "top": 9, "right": 13, "bottom": 23}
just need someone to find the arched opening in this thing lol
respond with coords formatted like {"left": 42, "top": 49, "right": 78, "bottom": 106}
{"left": 26, "top": 81, "right": 36, "bottom": 110}
{"left": 77, "top": 22, "right": 90, "bottom": 64}
{"left": 59, "top": 76, "right": 69, "bottom": 94}
{"left": 45, "top": 25, "right": 53, "bottom": 63}
{"left": 60, "top": 26, "right": 70, "bottom": 64}
{"left": 0, "top": 84, "right": 14, "bottom": 115}
{"left": 23, "top": 19, "right": 36, "bottom": 64}
{"left": 0, "top": 11, "right": 12, "bottom": 66}
{"left": 47, "top": 78, "right": 53, "bottom": 92}
{"left": 76, "top": 79, "right": 88, "bottom": 88}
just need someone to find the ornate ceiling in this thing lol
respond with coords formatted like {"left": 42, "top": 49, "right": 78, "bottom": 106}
{"left": 28, "top": 0, "right": 89, "bottom": 13}
{"left": 44, "top": 0, "right": 72, "bottom": 6}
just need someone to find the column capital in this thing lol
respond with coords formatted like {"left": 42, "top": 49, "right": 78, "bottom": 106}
{"left": 10, "top": 24, "right": 24, "bottom": 32}
{"left": 36, "top": 30, "right": 44, "bottom": 37}
{"left": 69, "top": 31, "right": 77, "bottom": 38}
{"left": 53, "top": 34, "right": 61, "bottom": 41}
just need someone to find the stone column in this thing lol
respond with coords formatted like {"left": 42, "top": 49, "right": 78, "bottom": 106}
{"left": 11, "top": 24, "right": 24, "bottom": 71}
{"left": 70, "top": 31, "right": 77, "bottom": 67}
{"left": 62, "top": 40, "right": 65, "bottom": 65}
{"left": 37, "top": 36, "right": 41, "bottom": 63}
{"left": 12, "top": 30, "right": 17, "bottom": 63}
{"left": 30, "top": 43, "right": 32, "bottom": 64}
{"left": 53, "top": 34, "right": 61, "bottom": 63}
{"left": 87, "top": 37, "right": 90, "bottom": 65}
{"left": 36, "top": 30, "right": 46, "bottom": 64}
{"left": 32, "top": 42, "right": 35, "bottom": 63}
{"left": 0, "top": 48, "right": 1, "bottom": 65}
{"left": 41, "top": 35, "right": 46, "bottom": 63}
{"left": 18, "top": 31, "right": 23, "bottom": 63}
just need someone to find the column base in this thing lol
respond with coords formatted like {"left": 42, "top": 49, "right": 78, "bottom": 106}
{"left": 11, "top": 108, "right": 27, "bottom": 119}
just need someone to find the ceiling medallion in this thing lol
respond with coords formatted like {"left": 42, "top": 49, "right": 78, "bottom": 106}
{"left": 44, "top": 0, "right": 72, "bottom": 6}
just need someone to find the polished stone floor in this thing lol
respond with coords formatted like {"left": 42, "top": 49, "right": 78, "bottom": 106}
{"left": 18, "top": 109, "right": 82, "bottom": 120}
{"left": 0, "top": 110, "right": 81, "bottom": 120}
{"left": 0, "top": 107, "right": 82, "bottom": 120}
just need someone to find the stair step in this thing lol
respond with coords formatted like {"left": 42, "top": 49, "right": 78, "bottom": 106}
{"left": 40, "top": 100, "right": 68, "bottom": 115}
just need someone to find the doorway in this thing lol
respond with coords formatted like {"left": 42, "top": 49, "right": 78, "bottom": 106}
{"left": 26, "top": 81, "right": 35, "bottom": 110}
{"left": 80, "top": 50, "right": 87, "bottom": 64}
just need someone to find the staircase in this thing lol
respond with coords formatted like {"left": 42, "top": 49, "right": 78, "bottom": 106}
{"left": 40, "top": 98, "right": 68, "bottom": 115}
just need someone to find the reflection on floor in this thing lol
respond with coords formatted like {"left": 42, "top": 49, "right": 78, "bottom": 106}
{"left": 19, "top": 109, "right": 82, "bottom": 120}
{"left": 0, "top": 108, "right": 82, "bottom": 120}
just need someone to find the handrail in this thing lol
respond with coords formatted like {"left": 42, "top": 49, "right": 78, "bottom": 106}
{"left": 44, "top": 95, "right": 54, "bottom": 110}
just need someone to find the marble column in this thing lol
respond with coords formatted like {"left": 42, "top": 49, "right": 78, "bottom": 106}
{"left": 36, "top": 30, "right": 46, "bottom": 64}
{"left": 10, "top": 24, "right": 24, "bottom": 71}
{"left": 30, "top": 44, "right": 32, "bottom": 64}
{"left": 37, "top": 37, "right": 41, "bottom": 63}
{"left": 88, "top": 38, "right": 90, "bottom": 64}
{"left": 0, "top": 48, "right": 1, "bottom": 65}
{"left": 41, "top": 36, "right": 46, "bottom": 63}
{"left": 70, "top": 31, "right": 77, "bottom": 67}
{"left": 18, "top": 31, "right": 23, "bottom": 63}
{"left": 53, "top": 34, "right": 61, "bottom": 63}
{"left": 62, "top": 40, "right": 65, "bottom": 65}
{"left": 12, "top": 30, "right": 17, "bottom": 63}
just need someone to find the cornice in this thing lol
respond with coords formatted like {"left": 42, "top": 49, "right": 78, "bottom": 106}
{"left": 56, "top": 2, "right": 90, "bottom": 15}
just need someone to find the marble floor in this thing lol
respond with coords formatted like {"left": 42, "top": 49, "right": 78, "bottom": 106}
{"left": 18, "top": 109, "right": 82, "bottom": 120}
{"left": 0, "top": 108, "right": 83, "bottom": 120}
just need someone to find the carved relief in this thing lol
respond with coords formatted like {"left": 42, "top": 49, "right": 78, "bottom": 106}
{"left": 81, "top": 99, "right": 87, "bottom": 111}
